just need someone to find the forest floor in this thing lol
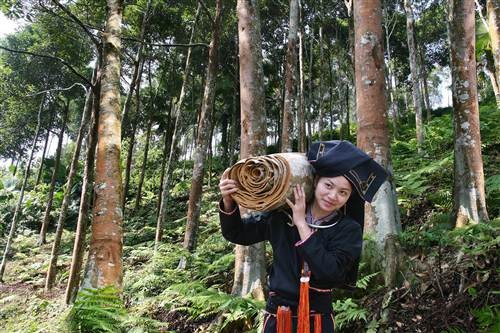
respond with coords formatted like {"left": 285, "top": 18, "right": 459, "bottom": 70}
{"left": 1, "top": 203, "right": 498, "bottom": 333}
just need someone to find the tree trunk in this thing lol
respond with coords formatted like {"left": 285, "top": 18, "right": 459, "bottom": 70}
{"left": 122, "top": 120, "right": 137, "bottom": 210}
{"left": 11, "top": 156, "right": 19, "bottom": 176}
{"left": 281, "top": 0, "right": 299, "bottom": 152}
{"left": 120, "top": 0, "right": 152, "bottom": 134}
{"left": 383, "top": 4, "right": 399, "bottom": 137}
{"left": 65, "top": 71, "right": 101, "bottom": 304}
{"left": 342, "top": 86, "right": 350, "bottom": 139}
{"left": 404, "top": 0, "right": 425, "bottom": 153}
{"left": 0, "top": 95, "right": 45, "bottom": 282}
{"left": 418, "top": 46, "right": 432, "bottom": 121}
{"left": 183, "top": 0, "right": 223, "bottom": 252}
{"left": 134, "top": 118, "right": 152, "bottom": 211}
{"left": 318, "top": 4, "right": 325, "bottom": 140}
{"left": 81, "top": 0, "right": 124, "bottom": 289}
{"left": 487, "top": 0, "right": 500, "bottom": 107}
{"left": 298, "top": 2, "right": 306, "bottom": 153}
{"left": 233, "top": 0, "right": 267, "bottom": 300}
{"left": 156, "top": 100, "right": 174, "bottom": 219}
{"left": 36, "top": 109, "right": 55, "bottom": 186}
{"left": 307, "top": 28, "right": 314, "bottom": 145}
{"left": 449, "top": 0, "right": 489, "bottom": 227}
{"left": 155, "top": 5, "right": 201, "bottom": 248}
{"left": 45, "top": 86, "right": 93, "bottom": 291}
{"left": 228, "top": 89, "right": 239, "bottom": 166}
{"left": 354, "top": 0, "right": 401, "bottom": 287}
{"left": 38, "top": 100, "right": 69, "bottom": 245}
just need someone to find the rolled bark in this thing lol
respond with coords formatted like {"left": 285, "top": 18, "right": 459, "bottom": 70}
{"left": 228, "top": 153, "right": 314, "bottom": 211}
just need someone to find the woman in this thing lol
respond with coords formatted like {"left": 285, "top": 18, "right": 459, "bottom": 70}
{"left": 218, "top": 141, "right": 387, "bottom": 333}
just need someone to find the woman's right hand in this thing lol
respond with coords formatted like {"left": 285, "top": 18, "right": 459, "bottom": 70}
{"left": 219, "top": 168, "right": 238, "bottom": 212}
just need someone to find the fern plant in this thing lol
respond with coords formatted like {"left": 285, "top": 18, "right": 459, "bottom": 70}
{"left": 160, "top": 282, "right": 264, "bottom": 332}
{"left": 65, "top": 286, "right": 127, "bottom": 333}
{"left": 332, "top": 298, "right": 368, "bottom": 330}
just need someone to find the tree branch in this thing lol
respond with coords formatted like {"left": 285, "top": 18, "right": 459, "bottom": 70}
{"left": 198, "top": 0, "right": 215, "bottom": 24}
{"left": 122, "top": 37, "right": 209, "bottom": 49}
{"left": 50, "top": 0, "right": 101, "bottom": 47}
{"left": 0, "top": 45, "right": 93, "bottom": 87}
{"left": 25, "top": 82, "right": 88, "bottom": 97}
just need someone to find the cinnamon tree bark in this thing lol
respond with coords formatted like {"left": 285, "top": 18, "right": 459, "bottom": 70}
{"left": 183, "top": 0, "right": 223, "bottom": 252}
{"left": 81, "top": 0, "right": 124, "bottom": 289}
{"left": 354, "top": 0, "right": 401, "bottom": 287}
{"left": 233, "top": 0, "right": 267, "bottom": 300}
{"left": 449, "top": 0, "right": 489, "bottom": 226}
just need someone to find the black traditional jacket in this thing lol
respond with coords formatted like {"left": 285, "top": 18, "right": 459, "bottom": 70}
{"left": 219, "top": 201, "right": 362, "bottom": 314}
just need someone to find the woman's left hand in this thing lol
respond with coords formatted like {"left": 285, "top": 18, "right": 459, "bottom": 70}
{"left": 286, "top": 185, "right": 312, "bottom": 240}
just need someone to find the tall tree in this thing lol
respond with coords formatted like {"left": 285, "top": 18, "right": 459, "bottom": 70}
{"left": 155, "top": 5, "right": 201, "bottom": 248}
{"left": 280, "top": 0, "right": 299, "bottom": 152}
{"left": 123, "top": 58, "right": 145, "bottom": 209}
{"left": 404, "top": 0, "right": 425, "bottom": 153}
{"left": 487, "top": 0, "right": 500, "bottom": 105}
{"left": 0, "top": 95, "right": 45, "bottom": 281}
{"left": 38, "top": 99, "right": 69, "bottom": 245}
{"left": 45, "top": 85, "right": 92, "bottom": 290}
{"left": 120, "top": 0, "right": 152, "bottom": 133}
{"left": 449, "top": 0, "right": 489, "bottom": 227}
{"left": 354, "top": 0, "right": 401, "bottom": 287}
{"left": 383, "top": 2, "right": 399, "bottom": 135}
{"left": 297, "top": 0, "right": 306, "bottom": 153}
{"left": 318, "top": 0, "right": 325, "bottom": 139}
{"left": 35, "top": 109, "right": 55, "bottom": 186}
{"left": 65, "top": 64, "right": 101, "bottom": 303}
{"left": 183, "top": 0, "right": 223, "bottom": 252}
{"left": 233, "top": 0, "right": 267, "bottom": 300}
{"left": 81, "top": 0, "right": 124, "bottom": 289}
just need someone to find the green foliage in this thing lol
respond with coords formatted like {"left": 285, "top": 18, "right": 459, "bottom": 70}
{"left": 161, "top": 282, "right": 264, "bottom": 332}
{"left": 355, "top": 272, "right": 379, "bottom": 290}
{"left": 485, "top": 175, "right": 500, "bottom": 218}
{"left": 66, "top": 286, "right": 127, "bottom": 333}
{"left": 472, "top": 303, "right": 500, "bottom": 332}
{"left": 332, "top": 298, "right": 368, "bottom": 330}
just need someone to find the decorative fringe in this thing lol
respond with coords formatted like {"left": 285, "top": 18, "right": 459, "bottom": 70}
{"left": 297, "top": 274, "right": 310, "bottom": 333}
{"left": 314, "top": 313, "right": 322, "bottom": 333}
{"left": 276, "top": 306, "right": 292, "bottom": 333}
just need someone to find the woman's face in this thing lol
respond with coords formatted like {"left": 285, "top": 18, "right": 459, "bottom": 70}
{"left": 313, "top": 176, "right": 352, "bottom": 215}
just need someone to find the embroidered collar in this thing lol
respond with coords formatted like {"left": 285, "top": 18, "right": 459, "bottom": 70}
{"left": 306, "top": 207, "right": 342, "bottom": 229}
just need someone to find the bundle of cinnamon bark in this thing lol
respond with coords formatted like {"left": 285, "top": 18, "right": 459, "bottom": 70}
{"left": 228, "top": 153, "right": 314, "bottom": 211}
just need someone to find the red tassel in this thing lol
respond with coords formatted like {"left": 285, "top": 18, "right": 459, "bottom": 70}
{"left": 297, "top": 273, "right": 310, "bottom": 333}
{"left": 277, "top": 306, "right": 292, "bottom": 333}
{"left": 314, "top": 313, "right": 322, "bottom": 333}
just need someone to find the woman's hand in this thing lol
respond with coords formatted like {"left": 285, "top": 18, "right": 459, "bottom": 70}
{"left": 219, "top": 168, "right": 238, "bottom": 212}
{"left": 286, "top": 185, "right": 312, "bottom": 240}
